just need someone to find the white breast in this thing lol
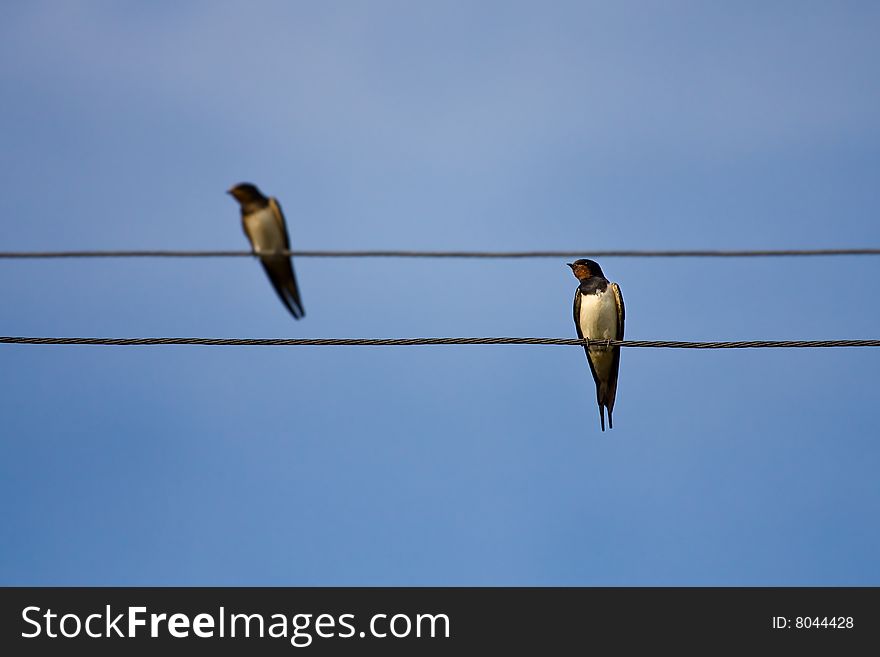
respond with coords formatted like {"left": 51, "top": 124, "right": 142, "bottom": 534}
{"left": 578, "top": 287, "right": 620, "bottom": 383}
{"left": 578, "top": 288, "right": 619, "bottom": 341}
{"left": 244, "top": 207, "right": 284, "bottom": 253}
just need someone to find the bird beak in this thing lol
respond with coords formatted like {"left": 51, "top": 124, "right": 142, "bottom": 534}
{"left": 566, "top": 262, "right": 575, "bottom": 269}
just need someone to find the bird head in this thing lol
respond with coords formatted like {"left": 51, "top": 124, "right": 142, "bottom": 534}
{"left": 227, "top": 182, "right": 267, "bottom": 206}
{"left": 567, "top": 258, "right": 605, "bottom": 281}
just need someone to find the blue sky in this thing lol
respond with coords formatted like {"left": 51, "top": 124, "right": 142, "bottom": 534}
{"left": 1, "top": 1, "right": 879, "bottom": 585}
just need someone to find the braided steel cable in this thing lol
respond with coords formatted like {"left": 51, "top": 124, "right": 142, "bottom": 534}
{"left": 1, "top": 336, "right": 879, "bottom": 348}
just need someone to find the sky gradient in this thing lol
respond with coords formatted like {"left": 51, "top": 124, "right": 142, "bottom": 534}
{"left": 1, "top": 1, "right": 879, "bottom": 585}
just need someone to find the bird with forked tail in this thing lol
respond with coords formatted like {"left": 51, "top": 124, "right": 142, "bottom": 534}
{"left": 568, "top": 259, "right": 625, "bottom": 431}
{"left": 228, "top": 182, "right": 305, "bottom": 320}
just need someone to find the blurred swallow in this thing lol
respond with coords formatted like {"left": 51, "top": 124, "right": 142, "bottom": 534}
{"left": 568, "top": 259, "right": 625, "bottom": 431}
{"left": 228, "top": 182, "right": 305, "bottom": 320}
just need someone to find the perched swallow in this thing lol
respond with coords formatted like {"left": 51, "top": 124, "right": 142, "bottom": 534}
{"left": 568, "top": 259, "right": 625, "bottom": 431}
{"left": 228, "top": 182, "right": 305, "bottom": 320}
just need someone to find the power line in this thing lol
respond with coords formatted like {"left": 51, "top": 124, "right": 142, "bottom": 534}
{"left": 1, "top": 248, "right": 880, "bottom": 259}
{"left": 1, "top": 336, "right": 879, "bottom": 349}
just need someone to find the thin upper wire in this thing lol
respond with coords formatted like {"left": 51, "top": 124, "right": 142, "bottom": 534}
{"left": 1, "top": 248, "right": 880, "bottom": 259}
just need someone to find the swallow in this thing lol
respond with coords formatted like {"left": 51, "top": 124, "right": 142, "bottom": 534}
{"left": 568, "top": 259, "right": 625, "bottom": 431}
{"left": 228, "top": 182, "right": 305, "bottom": 320}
